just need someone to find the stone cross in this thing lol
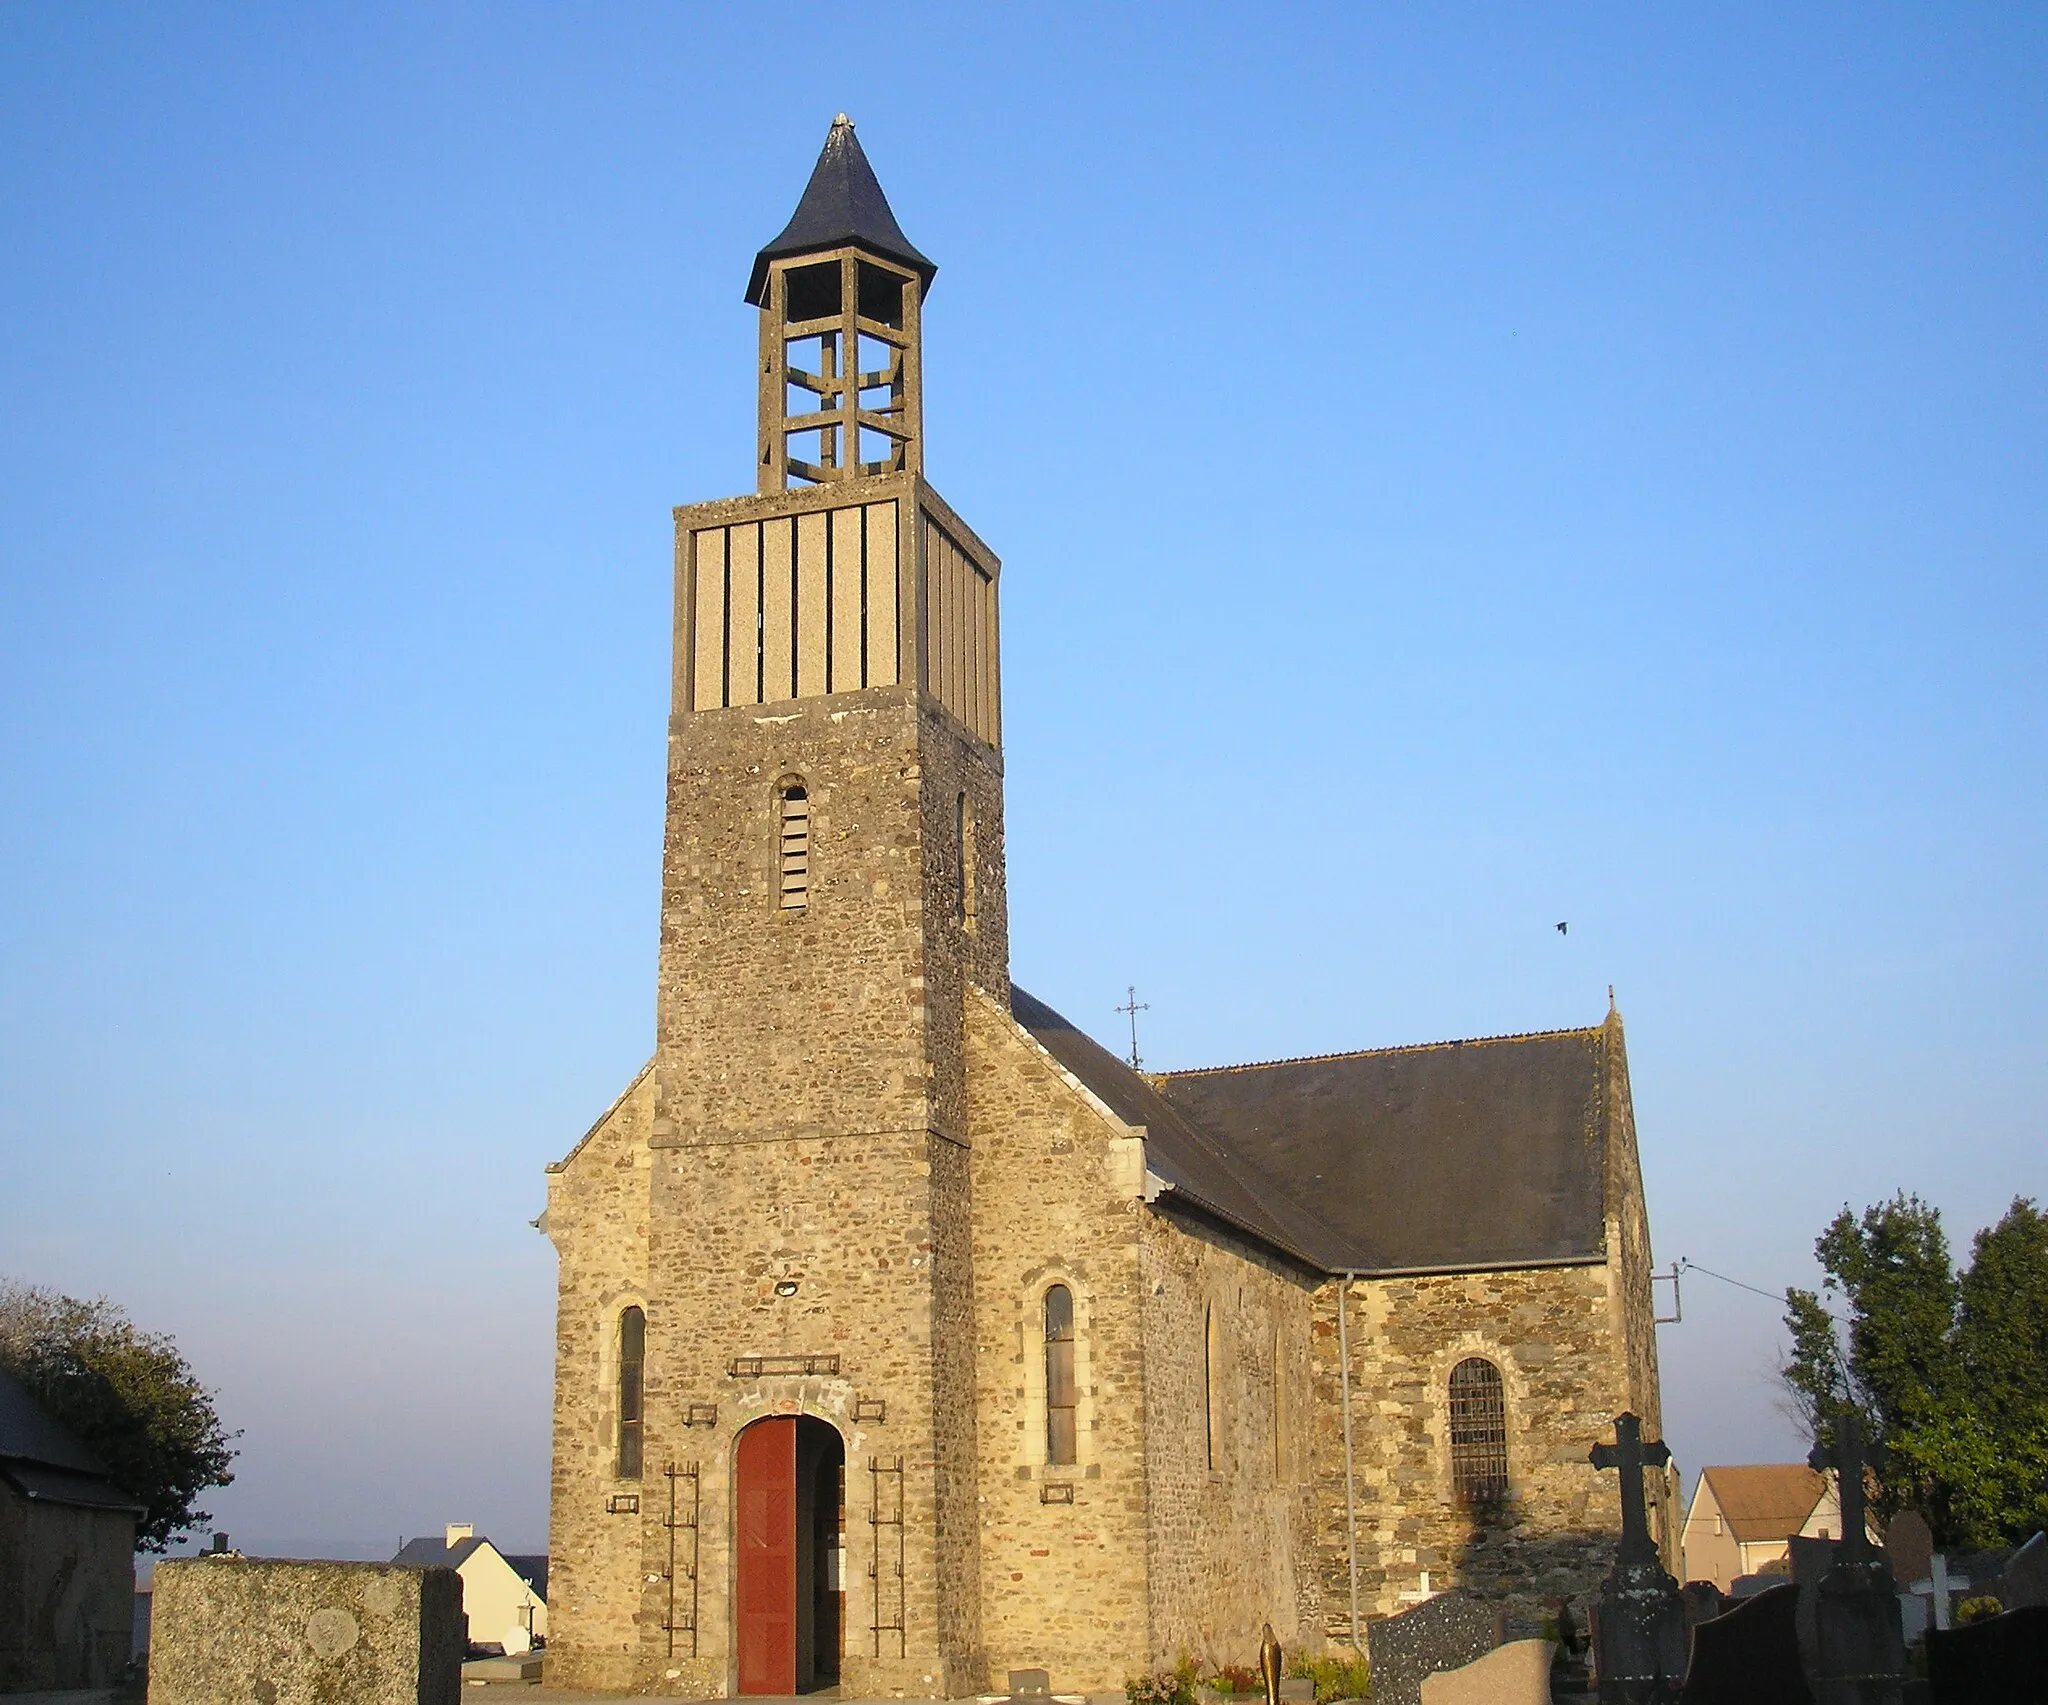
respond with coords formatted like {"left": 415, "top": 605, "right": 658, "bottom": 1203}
{"left": 1589, "top": 1411, "right": 1671, "bottom": 1567}
{"left": 1807, "top": 1410, "right": 1880, "bottom": 1565}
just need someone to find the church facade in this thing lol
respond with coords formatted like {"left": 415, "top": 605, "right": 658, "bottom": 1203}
{"left": 542, "top": 118, "right": 1675, "bottom": 1697}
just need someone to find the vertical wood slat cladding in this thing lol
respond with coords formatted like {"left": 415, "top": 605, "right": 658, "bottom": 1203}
{"left": 796, "top": 512, "right": 829, "bottom": 699}
{"left": 919, "top": 513, "right": 999, "bottom": 745}
{"left": 690, "top": 502, "right": 902, "bottom": 709}
{"left": 831, "top": 506, "right": 864, "bottom": 690}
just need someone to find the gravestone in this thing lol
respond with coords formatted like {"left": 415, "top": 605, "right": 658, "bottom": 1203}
{"left": 1999, "top": 1533, "right": 2048, "bottom": 1612}
{"left": 1677, "top": 1582, "right": 1814, "bottom": 1705}
{"left": 1007, "top": 1669, "right": 1051, "bottom": 1698}
{"left": 1363, "top": 1589, "right": 1503, "bottom": 1705}
{"left": 1589, "top": 1412, "right": 1687, "bottom": 1703}
{"left": 1924, "top": 1603, "right": 2048, "bottom": 1704}
{"left": 150, "top": 1557, "right": 462, "bottom": 1705}
{"left": 1417, "top": 1637, "right": 1553, "bottom": 1705}
{"left": 1805, "top": 1415, "right": 1906, "bottom": 1705}
{"left": 1680, "top": 1581, "right": 1727, "bottom": 1633}
{"left": 1885, "top": 1513, "right": 1934, "bottom": 1599}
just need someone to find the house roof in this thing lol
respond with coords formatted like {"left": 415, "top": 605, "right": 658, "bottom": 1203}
{"left": 1696, "top": 1466, "right": 1829, "bottom": 1543}
{"left": 393, "top": 1535, "right": 488, "bottom": 1570}
{"left": 0, "top": 1367, "right": 144, "bottom": 1514}
{"left": 745, "top": 115, "right": 937, "bottom": 306}
{"left": 391, "top": 1535, "right": 549, "bottom": 1604}
{"left": 1155, "top": 1026, "right": 1614, "bottom": 1273}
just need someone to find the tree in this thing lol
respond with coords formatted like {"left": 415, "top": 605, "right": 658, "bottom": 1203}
{"left": 1781, "top": 1194, "right": 2048, "bottom": 1549}
{"left": 0, "top": 1283, "right": 238, "bottom": 1552}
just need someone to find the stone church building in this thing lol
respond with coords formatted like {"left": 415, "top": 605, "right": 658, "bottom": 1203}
{"left": 542, "top": 118, "right": 1675, "bottom": 1696}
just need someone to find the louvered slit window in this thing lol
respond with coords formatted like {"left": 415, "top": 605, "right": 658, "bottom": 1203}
{"left": 617, "top": 1306, "right": 646, "bottom": 1480}
{"left": 1448, "top": 1356, "right": 1508, "bottom": 1505}
{"left": 778, "top": 784, "right": 809, "bottom": 911}
{"left": 1045, "top": 1284, "right": 1076, "bottom": 1465}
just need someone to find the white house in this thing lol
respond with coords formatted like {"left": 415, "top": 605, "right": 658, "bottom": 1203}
{"left": 393, "top": 1524, "right": 547, "bottom": 1652}
{"left": 1679, "top": 1465, "right": 1874, "bottom": 1590}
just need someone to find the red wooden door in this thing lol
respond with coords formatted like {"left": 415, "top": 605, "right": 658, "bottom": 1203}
{"left": 735, "top": 1418, "right": 797, "bottom": 1694}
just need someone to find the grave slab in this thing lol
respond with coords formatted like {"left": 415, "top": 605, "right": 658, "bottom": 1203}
{"left": 1925, "top": 1603, "right": 2048, "bottom": 1705}
{"left": 149, "top": 1557, "right": 462, "bottom": 1705}
{"left": 1364, "top": 1590, "right": 1504, "bottom": 1705}
{"left": 1416, "top": 1637, "right": 1552, "bottom": 1705}
{"left": 1677, "top": 1582, "right": 1814, "bottom": 1705}
{"left": 2000, "top": 1533, "right": 2048, "bottom": 1612}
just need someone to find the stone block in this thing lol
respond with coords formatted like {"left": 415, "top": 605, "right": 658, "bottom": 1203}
{"left": 1417, "top": 1637, "right": 1553, "bottom": 1704}
{"left": 1999, "top": 1532, "right": 2047, "bottom": 1612}
{"left": 149, "top": 1558, "right": 462, "bottom": 1705}
{"left": 1365, "top": 1591, "right": 1504, "bottom": 1705}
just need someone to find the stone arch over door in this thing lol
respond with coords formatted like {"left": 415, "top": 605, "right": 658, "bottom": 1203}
{"left": 733, "top": 1414, "right": 845, "bottom": 1695}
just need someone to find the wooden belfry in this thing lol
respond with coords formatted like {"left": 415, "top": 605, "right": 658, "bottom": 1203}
{"left": 745, "top": 115, "right": 936, "bottom": 491}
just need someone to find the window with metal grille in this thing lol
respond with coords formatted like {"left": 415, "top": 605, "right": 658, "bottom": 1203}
{"left": 1045, "top": 1284, "right": 1076, "bottom": 1465}
{"left": 617, "top": 1306, "right": 646, "bottom": 1480}
{"left": 778, "top": 784, "right": 809, "bottom": 911}
{"left": 1448, "top": 1356, "right": 1508, "bottom": 1505}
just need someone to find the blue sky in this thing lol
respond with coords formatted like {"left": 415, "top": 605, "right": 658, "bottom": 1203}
{"left": 2, "top": 5, "right": 2042, "bottom": 1560}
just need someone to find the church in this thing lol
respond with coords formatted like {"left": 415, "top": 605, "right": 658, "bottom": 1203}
{"left": 541, "top": 118, "right": 1675, "bottom": 1697}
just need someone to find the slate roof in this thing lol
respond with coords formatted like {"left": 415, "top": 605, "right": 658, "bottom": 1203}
{"left": 1697, "top": 1465, "right": 1829, "bottom": 1543}
{"left": 0, "top": 1366, "right": 144, "bottom": 1514}
{"left": 1010, "top": 988, "right": 1341, "bottom": 1269}
{"left": 393, "top": 1534, "right": 488, "bottom": 1570}
{"left": 1010, "top": 988, "right": 1620, "bottom": 1277}
{"left": 745, "top": 115, "right": 936, "bottom": 306}
{"left": 1158, "top": 1027, "right": 1614, "bottom": 1274}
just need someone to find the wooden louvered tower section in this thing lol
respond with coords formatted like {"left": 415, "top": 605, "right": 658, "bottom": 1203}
{"left": 747, "top": 115, "right": 934, "bottom": 491}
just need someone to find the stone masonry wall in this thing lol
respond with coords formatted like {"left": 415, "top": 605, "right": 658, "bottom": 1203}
{"left": 963, "top": 990, "right": 1151, "bottom": 1693}
{"left": 149, "top": 1559, "right": 462, "bottom": 1705}
{"left": 1141, "top": 1209, "right": 1321, "bottom": 1674}
{"left": 1597, "top": 1013, "right": 1679, "bottom": 1570}
{"left": 542, "top": 1065, "right": 654, "bottom": 1691}
{"left": 1311, "top": 1264, "right": 1632, "bottom": 1643}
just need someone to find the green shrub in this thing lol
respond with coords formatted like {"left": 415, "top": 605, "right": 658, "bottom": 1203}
{"left": 1285, "top": 1651, "right": 1371, "bottom": 1702}
{"left": 1126, "top": 1654, "right": 1203, "bottom": 1705}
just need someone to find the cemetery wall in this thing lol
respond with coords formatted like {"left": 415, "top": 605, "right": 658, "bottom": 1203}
{"left": 1315, "top": 1263, "right": 1633, "bottom": 1639}
{"left": 963, "top": 989, "right": 1153, "bottom": 1692}
{"left": 1140, "top": 1209, "right": 1323, "bottom": 1672}
{"left": 541, "top": 1065, "right": 654, "bottom": 1691}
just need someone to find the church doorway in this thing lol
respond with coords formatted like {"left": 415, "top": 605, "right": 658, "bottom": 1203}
{"left": 734, "top": 1415, "right": 844, "bottom": 1694}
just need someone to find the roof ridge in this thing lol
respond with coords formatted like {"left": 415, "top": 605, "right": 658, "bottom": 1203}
{"left": 1165, "top": 1023, "right": 1605, "bottom": 1078}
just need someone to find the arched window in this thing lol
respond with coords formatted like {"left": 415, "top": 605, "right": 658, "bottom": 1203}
{"left": 778, "top": 784, "right": 809, "bottom": 911}
{"left": 956, "top": 792, "right": 977, "bottom": 934}
{"left": 1448, "top": 1356, "right": 1508, "bottom": 1505}
{"left": 1205, "top": 1304, "right": 1223, "bottom": 1472}
{"left": 617, "top": 1306, "right": 646, "bottom": 1480}
{"left": 1044, "top": 1284, "right": 1076, "bottom": 1464}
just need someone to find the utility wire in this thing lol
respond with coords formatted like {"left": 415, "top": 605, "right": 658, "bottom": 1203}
{"left": 1675, "top": 1257, "right": 1795, "bottom": 1308}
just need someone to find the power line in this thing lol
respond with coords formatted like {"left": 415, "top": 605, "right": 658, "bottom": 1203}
{"left": 1676, "top": 1257, "right": 1792, "bottom": 1306}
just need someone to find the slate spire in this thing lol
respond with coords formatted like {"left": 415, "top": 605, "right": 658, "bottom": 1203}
{"left": 744, "top": 114, "right": 936, "bottom": 306}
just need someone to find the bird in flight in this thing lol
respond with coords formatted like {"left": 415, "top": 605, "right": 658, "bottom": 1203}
{"left": 1556, "top": 921, "right": 1568, "bottom": 935}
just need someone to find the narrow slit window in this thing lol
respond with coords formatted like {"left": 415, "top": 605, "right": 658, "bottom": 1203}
{"left": 1448, "top": 1356, "right": 1508, "bottom": 1505}
{"left": 1045, "top": 1284, "right": 1076, "bottom": 1465}
{"left": 1273, "top": 1327, "right": 1288, "bottom": 1482}
{"left": 1205, "top": 1304, "right": 1223, "bottom": 1472}
{"left": 956, "top": 792, "right": 977, "bottom": 933}
{"left": 778, "top": 784, "right": 809, "bottom": 911}
{"left": 617, "top": 1306, "right": 646, "bottom": 1480}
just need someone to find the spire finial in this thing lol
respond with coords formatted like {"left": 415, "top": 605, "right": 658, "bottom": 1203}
{"left": 834, "top": 112, "right": 852, "bottom": 127}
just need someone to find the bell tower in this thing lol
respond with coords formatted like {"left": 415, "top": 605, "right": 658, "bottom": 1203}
{"left": 636, "top": 116, "right": 1003, "bottom": 1697}
{"left": 747, "top": 113, "right": 932, "bottom": 490}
